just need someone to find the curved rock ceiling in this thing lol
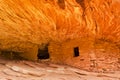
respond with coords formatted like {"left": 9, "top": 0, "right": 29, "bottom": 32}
{"left": 0, "top": 0, "right": 120, "bottom": 51}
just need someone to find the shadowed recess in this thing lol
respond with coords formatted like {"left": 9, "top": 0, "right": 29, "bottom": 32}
{"left": 76, "top": 0, "right": 85, "bottom": 10}
{"left": 37, "top": 45, "right": 50, "bottom": 60}
{"left": 57, "top": 0, "right": 65, "bottom": 9}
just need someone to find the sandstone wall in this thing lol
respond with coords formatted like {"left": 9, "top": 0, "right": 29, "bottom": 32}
{"left": 0, "top": 0, "right": 120, "bottom": 60}
{"left": 49, "top": 38, "right": 120, "bottom": 72}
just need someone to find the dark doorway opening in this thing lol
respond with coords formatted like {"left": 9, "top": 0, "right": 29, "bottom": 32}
{"left": 74, "top": 47, "right": 79, "bottom": 57}
{"left": 37, "top": 46, "right": 50, "bottom": 60}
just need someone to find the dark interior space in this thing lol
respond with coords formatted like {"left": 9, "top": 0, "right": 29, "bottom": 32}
{"left": 74, "top": 47, "right": 79, "bottom": 57}
{"left": 0, "top": 50, "right": 24, "bottom": 60}
{"left": 37, "top": 45, "right": 50, "bottom": 59}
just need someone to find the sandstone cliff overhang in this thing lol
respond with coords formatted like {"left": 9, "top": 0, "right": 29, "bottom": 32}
{"left": 0, "top": 0, "right": 120, "bottom": 61}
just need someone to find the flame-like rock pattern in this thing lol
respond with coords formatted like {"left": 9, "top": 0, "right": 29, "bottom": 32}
{"left": 0, "top": 0, "right": 120, "bottom": 61}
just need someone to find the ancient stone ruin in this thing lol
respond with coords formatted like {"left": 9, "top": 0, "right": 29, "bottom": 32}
{"left": 0, "top": 0, "right": 120, "bottom": 72}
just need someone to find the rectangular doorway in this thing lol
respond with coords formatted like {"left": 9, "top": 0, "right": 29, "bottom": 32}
{"left": 74, "top": 47, "right": 79, "bottom": 57}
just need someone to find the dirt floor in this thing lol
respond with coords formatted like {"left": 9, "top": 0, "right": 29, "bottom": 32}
{"left": 0, "top": 57, "right": 120, "bottom": 80}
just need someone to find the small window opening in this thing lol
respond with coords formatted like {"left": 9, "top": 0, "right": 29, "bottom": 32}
{"left": 37, "top": 46, "right": 49, "bottom": 59}
{"left": 74, "top": 47, "right": 79, "bottom": 57}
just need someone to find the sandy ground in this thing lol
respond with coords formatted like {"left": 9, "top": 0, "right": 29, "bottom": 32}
{"left": 0, "top": 57, "right": 120, "bottom": 80}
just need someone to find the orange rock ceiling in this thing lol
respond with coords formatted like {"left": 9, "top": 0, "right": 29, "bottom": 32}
{"left": 0, "top": 0, "right": 120, "bottom": 52}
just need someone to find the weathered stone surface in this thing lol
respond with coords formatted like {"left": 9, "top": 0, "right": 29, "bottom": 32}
{"left": 49, "top": 38, "right": 120, "bottom": 72}
{"left": 0, "top": 0, "right": 120, "bottom": 70}
{"left": 0, "top": 0, "right": 119, "bottom": 50}
{"left": 0, "top": 57, "right": 120, "bottom": 80}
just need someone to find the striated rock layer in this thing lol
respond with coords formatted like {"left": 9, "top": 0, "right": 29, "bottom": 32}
{"left": 0, "top": 0, "right": 120, "bottom": 71}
